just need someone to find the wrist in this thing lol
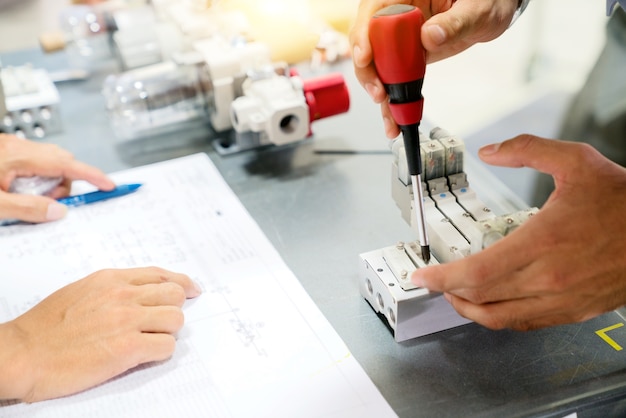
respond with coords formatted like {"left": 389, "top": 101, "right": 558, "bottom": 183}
{"left": 0, "top": 322, "right": 34, "bottom": 401}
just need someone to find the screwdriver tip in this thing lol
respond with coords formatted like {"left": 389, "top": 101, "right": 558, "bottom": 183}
{"left": 421, "top": 245, "right": 430, "bottom": 264}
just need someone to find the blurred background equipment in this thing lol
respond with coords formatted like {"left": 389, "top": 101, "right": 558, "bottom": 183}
{"left": 0, "top": 62, "right": 62, "bottom": 138}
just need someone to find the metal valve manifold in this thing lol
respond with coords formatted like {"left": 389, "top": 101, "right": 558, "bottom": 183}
{"left": 359, "top": 128, "right": 538, "bottom": 342}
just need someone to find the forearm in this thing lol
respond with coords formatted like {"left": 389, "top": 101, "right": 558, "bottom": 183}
{"left": 0, "top": 322, "right": 33, "bottom": 402}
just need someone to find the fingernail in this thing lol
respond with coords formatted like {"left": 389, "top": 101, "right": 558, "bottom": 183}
{"left": 353, "top": 45, "right": 362, "bottom": 64}
{"left": 425, "top": 25, "right": 446, "bottom": 45}
{"left": 193, "top": 280, "right": 203, "bottom": 294}
{"left": 46, "top": 202, "right": 68, "bottom": 221}
{"left": 365, "top": 82, "right": 379, "bottom": 100}
{"left": 479, "top": 142, "right": 501, "bottom": 155}
{"left": 411, "top": 271, "right": 426, "bottom": 288}
{"left": 383, "top": 117, "right": 394, "bottom": 137}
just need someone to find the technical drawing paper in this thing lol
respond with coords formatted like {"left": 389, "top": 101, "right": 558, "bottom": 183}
{"left": 0, "top": 153, "right": 395, "bottom": 418}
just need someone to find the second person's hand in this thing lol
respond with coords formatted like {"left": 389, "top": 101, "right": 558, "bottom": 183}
{"left": 0, "top": 134, "right": 115, "bottom": 223}
{"left": 0, "top": 267, "right": 202, "bottom": 402}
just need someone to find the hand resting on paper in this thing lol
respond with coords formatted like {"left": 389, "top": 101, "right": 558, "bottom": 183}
{"left": 0, "top": 267, "right": 202, "bottom": 402}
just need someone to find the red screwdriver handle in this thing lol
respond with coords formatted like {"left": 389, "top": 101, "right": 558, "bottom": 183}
{"left": 369, "top": 5, "right": 426, "bottom": 126}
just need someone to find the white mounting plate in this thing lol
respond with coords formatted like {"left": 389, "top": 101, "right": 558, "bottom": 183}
{"left": 359, "top": 246, "right": 472, "bottom": 342}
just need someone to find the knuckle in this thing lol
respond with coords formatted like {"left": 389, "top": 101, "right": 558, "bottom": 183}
{"left": 509, "top": 133, "right": 538, "bottom": 153}
{"left": 163, "top": 282, "right": 186, "bottom": 305}
{"left": 146, "top": 266, "right": 171, "bottom": 282}
{"left": 108, "top": 284, "right": 136, "bottom": 301}
{"left": 465, "top": 263, "right": 490, "bottom": 288}
{"left": 170, "top": 308, "right": 185, "bottom": 330}
{"left": 467, "top": 289, "right": 490, "bottom": 305}
{"left": 114, "top": 334, "right": 144, "bottom": 360}
{"left": 158, "top": 335, "right": 177, "bottom": 357}
{"left": 542, "top": 270, "right": 570, "bottom": 293}
{"left": 481, "top": 314, "right": 508, "bottom": 331}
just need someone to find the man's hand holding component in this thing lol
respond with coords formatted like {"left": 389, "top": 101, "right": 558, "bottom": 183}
{"left": 412, "top": 136, "right": 626, "bottom": 331}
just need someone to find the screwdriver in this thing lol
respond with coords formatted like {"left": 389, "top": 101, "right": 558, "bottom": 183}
{"left": 369, "top": 5, "right": 430, "bottom": 263}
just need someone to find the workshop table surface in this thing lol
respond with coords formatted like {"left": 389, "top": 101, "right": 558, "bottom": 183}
{"left": 2, "top": 48, "right": 626, "bottom": 418}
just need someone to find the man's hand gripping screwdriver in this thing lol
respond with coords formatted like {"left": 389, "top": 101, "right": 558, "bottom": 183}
{"left": 369, "top": 5, "right": 430, "bottom": 263}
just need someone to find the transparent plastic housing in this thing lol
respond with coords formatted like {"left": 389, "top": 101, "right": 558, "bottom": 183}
{"left": 102, "top": 61, "right": 213, "bottom": 140}
{"left": 58, "top": 5, "right": 113, "bottom": 63}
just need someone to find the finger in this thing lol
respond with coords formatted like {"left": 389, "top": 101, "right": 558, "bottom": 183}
{"left": 46, "top": 178, "right": 73, "bottom": 199}
{"left": 61, "top": 160, "right": 116, "bottom": 191}
{"left": 25, "top": 161, "right": 115, "bottom": 192}
{"left": 381, "top": 102, "right": 401, "bottom": 138}
{"left": 139, "top": 305, "right": 185, "bottom": 334}
{"left": 412, "top": 228, "right": 534, "bottom": 294}
{"left": 422, "top": 0, "right": 517, "bottom": 63}
{"left": 136, "top": 282, "right": 187, "bottom": 308}
{"left": 5, "top": 140, "right": 115, "bottom": 191}
{"left": 125, "top": 267, "right": 202, "bottom": 298}
{"left": 132, "top": 333, "right": 177, "bottom": 365}
{"left": 0, "top": 193, "right": 68, "bottom": 223}
{"left": 350, "top": 1, "right": 408, "bottom": 104}
{"left": 445, "top": 293, "right": 531, "bottom": 330}
{"left": 477, "top": 135, "right": 600, "bottom": 178}
{"left": 445, "top": 292, "right": 590, "bottom": 331}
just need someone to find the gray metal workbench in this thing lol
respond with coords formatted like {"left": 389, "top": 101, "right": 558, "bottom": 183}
{"left": 3, "top": 47, "right": 626, "bottom": 418}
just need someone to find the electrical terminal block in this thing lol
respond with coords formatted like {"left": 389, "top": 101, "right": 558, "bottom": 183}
{"left": 360, "top": 127, "right": 538, "bottom": 341}
{"left": 0, "top": 64, "right": 62, "bottom": 139}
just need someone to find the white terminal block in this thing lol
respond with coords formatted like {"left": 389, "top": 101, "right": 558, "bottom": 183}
{"left": 0, "top": 65, "right": 62, "bottom": 139}
{"left": 230, "top": 74, "right": 309, "bottom": 146}
{"left": 360, "top": 128, "right": 538, "bottom": 342}
{"left": 360, "top": 244, "right": 472, "bottom": 342}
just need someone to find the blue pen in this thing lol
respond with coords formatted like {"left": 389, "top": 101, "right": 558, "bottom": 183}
{"left": 0, "top": 183, "right": 143, "bottom": 226}
{"left": 57, "top": 183, "right": 143, "bottom": 207}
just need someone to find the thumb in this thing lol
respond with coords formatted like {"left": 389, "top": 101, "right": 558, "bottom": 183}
{"left": 0, "top": 192, "right": 68, "bottom": 224}
{"left": 477, "top": 134, "right": 593, "bottom": 178}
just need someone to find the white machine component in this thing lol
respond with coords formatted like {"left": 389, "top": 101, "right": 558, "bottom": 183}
{"left": 0, "top": 64, "right": 62, "bottom": 139}
{"left": 102, "top": 37, "right": 350, "bottom": 152}
{"left": 359, "top": 128, "right": 538, "bottom": 342}
{"left": 193, "top": 38, "right": 273, "bottom": 132}
{"left": 101, "top": 39, "right": 271, "bottom": 141}
{"left": 230, "top": 72, "right": 309, "bottom": 147}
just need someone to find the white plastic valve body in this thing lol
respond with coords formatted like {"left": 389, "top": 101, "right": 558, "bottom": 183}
{"left": 194, "top": 38, "right": 273, "bottom": 132}
{"left": 230, "top": 74, "right": 309, "bottom": 146}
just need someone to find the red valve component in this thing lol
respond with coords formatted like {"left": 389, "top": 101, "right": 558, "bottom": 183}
{"left": 302, "top": 73, "right": 350, "bottom": 122}
{"left": 288, "top": 68, "right": 350, "bottom": 136}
